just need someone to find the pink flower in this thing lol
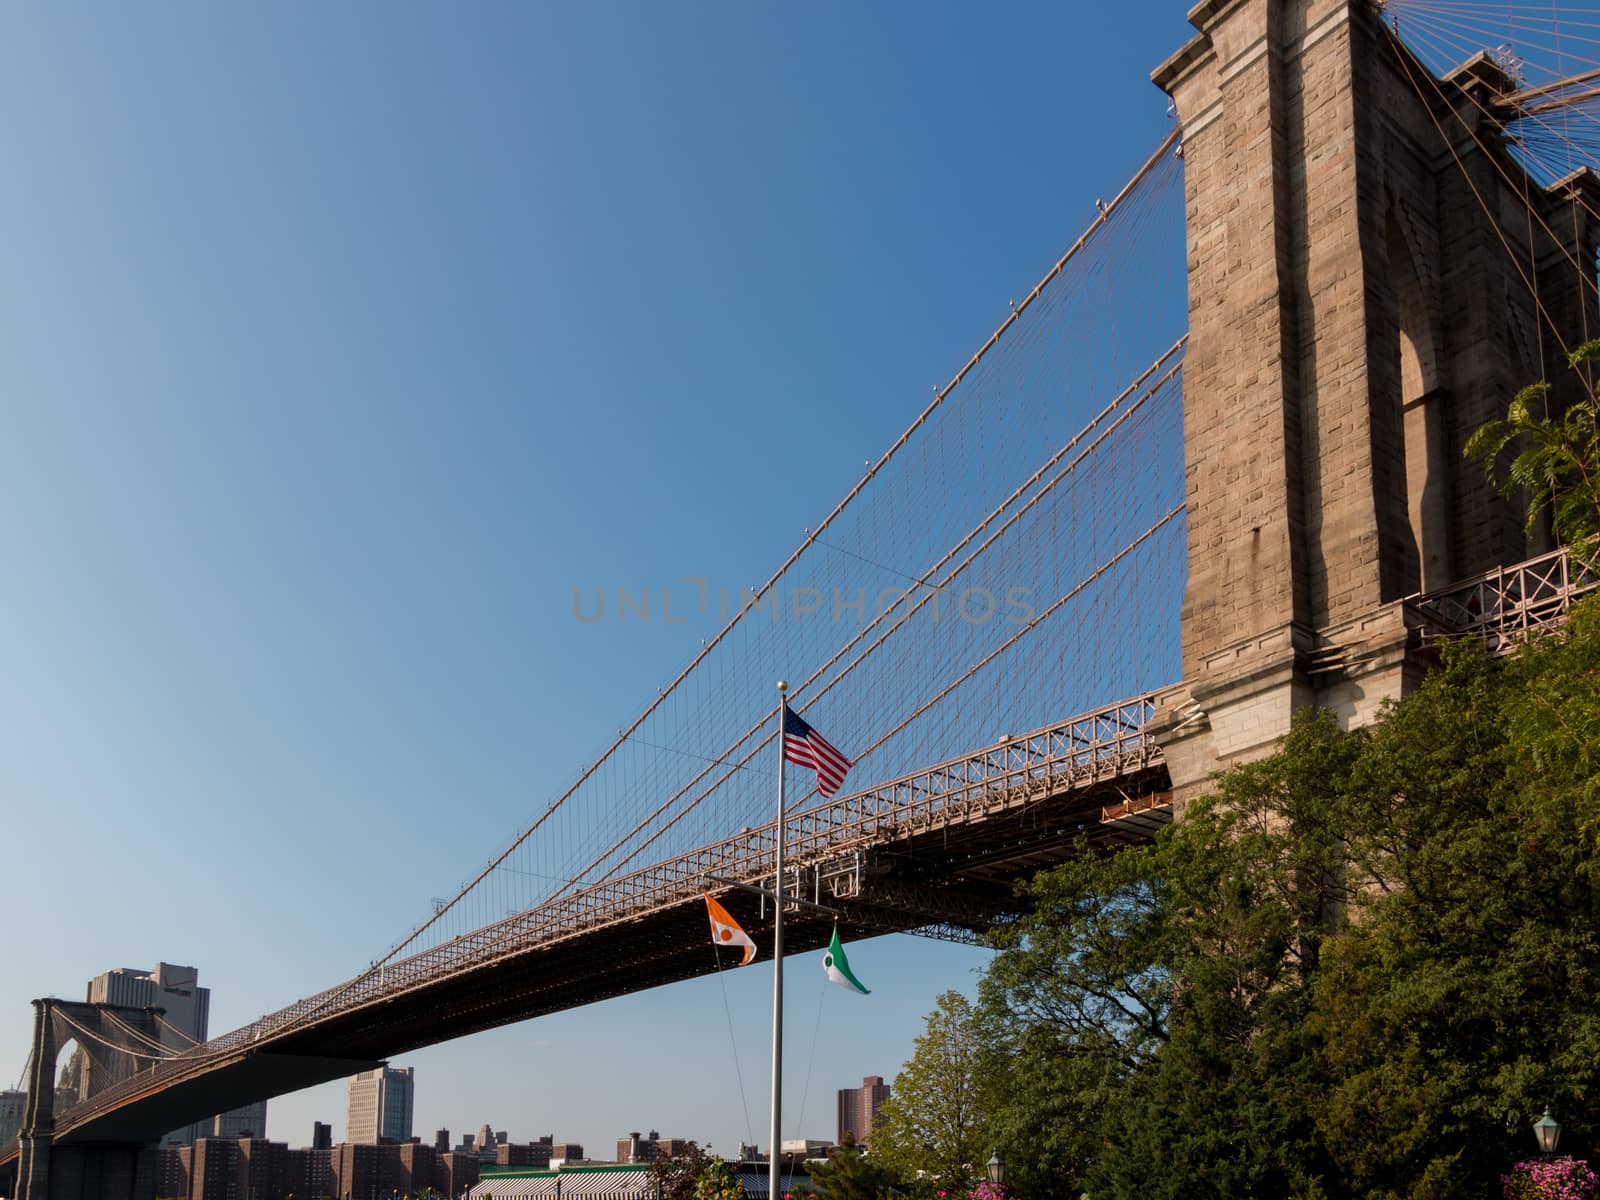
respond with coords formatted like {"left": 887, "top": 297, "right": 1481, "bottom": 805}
{"left": 1502, "top": 1157, "right": 1598, "bottom": 1200}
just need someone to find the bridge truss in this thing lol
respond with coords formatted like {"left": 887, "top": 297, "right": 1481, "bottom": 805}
{"left": 17, "top": 692, "right": 1171, "bottom": 1149}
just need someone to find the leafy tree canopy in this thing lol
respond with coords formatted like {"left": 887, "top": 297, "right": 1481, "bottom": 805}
{"left": 805, "top": 1144, "right": 907, "bottom": 1200}
{"left": 963, "top": 602, "right": 1600, "bottom": 1199}
{"left": 870, "top": 991, "right": 993, "bottom": 1196}
{"left": 865, "top": 362, "right": 1600, "bottom": 1198}
{"left": 1465, "top": 339, "right": 1600, "bottom": 546}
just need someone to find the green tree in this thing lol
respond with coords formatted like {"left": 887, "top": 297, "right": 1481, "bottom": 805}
{"left": 691, "top": 1154, "right": 747, "bottom": 1200}
{"left": 805, "top": 1144, "right": 906, "bottom": 1199}
{"left": 650, "top": 1141, "right": 706, "bottom": 1200}
{"left": 1465, "top": 339, "right": 1600, "bottom": 545}
{"left": 978, "top": 839, "right": 1175, "bottom": 1196}
{"left": 991, "top": 711, "right": 1354, "bottom": 1200}
{"left": 1305, "top": 622, "right": 1600, "bottom": 1197}
{"left": 977, "top": 608, "right": 1600, "bottom": 1199}
{"left": 871, "top": 991, "right": 992, "bottom": 1195}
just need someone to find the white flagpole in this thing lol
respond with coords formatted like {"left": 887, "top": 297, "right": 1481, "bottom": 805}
{"left": 770, "top": 679, "right": 788, "bottom": 1200}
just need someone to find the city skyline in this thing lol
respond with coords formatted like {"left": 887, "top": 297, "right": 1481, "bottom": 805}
{"left": 0, "top": 0, "right": 1191, "bottom": 1156}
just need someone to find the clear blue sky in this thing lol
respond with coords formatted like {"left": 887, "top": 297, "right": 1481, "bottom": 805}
{"left": 0, "top": 1, "right": 1195, "bottom": 1154}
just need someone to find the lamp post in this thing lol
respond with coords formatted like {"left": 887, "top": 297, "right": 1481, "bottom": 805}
{"left": 986, "top": 1151, "right": 1005, "bottom": 1186}
{"left": 1535, "top": 1107, "right": 1563, "bottom": 1155}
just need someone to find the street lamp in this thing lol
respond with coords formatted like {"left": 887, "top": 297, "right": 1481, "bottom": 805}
{"left": 986, "top": 1151, "right": 1005, "bottom": 1186}
{"left": 1535, "top": 1107, "right": 1563, "bottom": 1155}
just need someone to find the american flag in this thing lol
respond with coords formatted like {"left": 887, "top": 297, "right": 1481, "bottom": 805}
{"left": 783, "top": 704, "right": 853, "bottom": 798}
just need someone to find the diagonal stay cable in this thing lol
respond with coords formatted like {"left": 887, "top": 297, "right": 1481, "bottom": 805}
{"left": 458, "top": 510, "right": 1185, "bottom": 969}
{"left": 1394, "top": 10, "right": 1600, "bottom": 297}
{"left": 808, "top": 504, "right": 1187, "bottom": 782}
{"left": 104, "top": 129, "right": 1188, "bottom": 1065}
{"left": 574, "top": 355, "right": 1186, "bottom": 891}
{"left": 1387, "top": 21, "right": 1581, "bottom": 353}
{"left": 51, "top": 1011, "right": 171, "bottom": 1065}
{"left": 99, "top": 1010, "right": 178, "bottom": 1056}
{"left": 354, "top": 124, "right": 1186, "bottom": 983}
{"left": 567, "top": 341, "right": 1186, "bottom": 886}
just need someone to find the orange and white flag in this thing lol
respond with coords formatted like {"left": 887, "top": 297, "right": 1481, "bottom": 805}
{"left": 704, "top": 894, "right": 757, "bottom": 965}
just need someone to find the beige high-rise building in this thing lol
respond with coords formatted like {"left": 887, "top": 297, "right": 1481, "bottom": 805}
{"left": 75, "top": 961, "right": 265, "bottom": 1146}
{"left": 67, "top": 963, "right": 210, "bottom": 1107}
{"left": 344, "top": 1066, "right": 414, "bottom": 1144}
{"left": 211, "top": 1102, "right": 268, "bottom": 1139}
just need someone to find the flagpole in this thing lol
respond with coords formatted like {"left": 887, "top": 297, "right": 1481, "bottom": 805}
{"left": 770, "top": 679, "right": 787, "bottom": 1200}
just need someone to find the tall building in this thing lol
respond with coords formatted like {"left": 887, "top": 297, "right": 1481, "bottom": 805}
{"left": 439, "top": 1150, "right": 480, "bottom": 1198}
{"left": 836, "top": 1075, "right": 890, "bottom": 1147}
{"left": 155, "top": 1145, "right": 188, "bottom": 1199}
{"left": 189, "top": 1137, "right": 240, "bottom": 1200}
{"left": 344, "top": 1066, "right": 414, "bottom": 1144}
{"left": 291, "top": 1145, "right": 336, "bottom": 1198}
{"left": 79, "top": 961, "right": 265, "bottom": 1146}
{"left": 212, "top": 1102, "right": 268, "bottom": 1139}
{"left": 69, "top": 964, "right": 210, "bottom": 1106}
{"left": 237, "top": 1136, "right": 290, "bottom": 1199}
{"left": 88, "top": 963, "right": 210, "bottom": 1033}
{"left": 0, "top": 1089, "right": 25, "bottom": 1145}
{"left": 313, "top": 1121, "right": 333, "bottom": 1150}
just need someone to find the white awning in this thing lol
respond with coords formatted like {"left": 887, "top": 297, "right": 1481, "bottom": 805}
{"left": 468, "top": 1175, "right": 560, "bottom": 1198}
{"left": 468, "top": 1167, "right": 809, "bottom": 1199}
{"left": 555, "top": 1169, "right": 656, "bottom": 1197}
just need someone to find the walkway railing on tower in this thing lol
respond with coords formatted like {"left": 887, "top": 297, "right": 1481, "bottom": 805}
{"left": 1408, "top": 544, "right": 1600, "bottom": 653}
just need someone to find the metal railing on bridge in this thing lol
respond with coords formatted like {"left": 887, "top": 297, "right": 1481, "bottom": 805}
{"left": 38, "top": 693, "right": 1164, "bottom": 1140}
{"left": 31, "top": 544, "right": 1600, "bottom": 1152}
{"left": 1408, "top": 543, "right": 1600, "bottom": 653}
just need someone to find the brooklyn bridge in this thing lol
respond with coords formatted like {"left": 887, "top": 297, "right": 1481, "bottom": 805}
{"left": 10, "top": 1, "right": 1600, "bottom": 1196}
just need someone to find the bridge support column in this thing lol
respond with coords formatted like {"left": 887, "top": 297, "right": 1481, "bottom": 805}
{"left": 1149, "top": 0, "right": 1600, "bottom": 800}
{"left": 14, "top": 997, "right": 176, "bottom": 1200}
{"left": 21, "top": 1142, "right": 158, "bottom": 1200}
{"left": 18, "top": 1000, "right": 58, "bottom": 1200}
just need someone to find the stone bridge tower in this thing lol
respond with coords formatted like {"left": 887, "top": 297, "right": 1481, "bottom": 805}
{"left": 1150, "top": 0, "right": 1600, "bottom": 799}
{"left": 15, "top": 999, "right": 168, "bottom": 1200}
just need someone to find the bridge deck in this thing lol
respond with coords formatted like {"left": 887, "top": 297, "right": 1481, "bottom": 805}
{"left": 7, "top": 695, "right": 1171, "bottom": 1153}
{"left": 14, "top": 546, "right": 1598, "bottom": 1159}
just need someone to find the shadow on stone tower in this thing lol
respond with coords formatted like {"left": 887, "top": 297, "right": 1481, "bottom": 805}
{"left": 1149, "top": 0, "right": 1600, "bottom": 803}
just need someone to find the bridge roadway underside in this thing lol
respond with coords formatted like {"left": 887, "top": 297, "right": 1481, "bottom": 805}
{"left": 41, "top": 1053, "right": 383, "bottom": 1146}
{"left": 260, "top": 764, "right": 1171, "bottom": 1067}
{"left": 9, "top": 761, "right": 1170, "bottom": 1164}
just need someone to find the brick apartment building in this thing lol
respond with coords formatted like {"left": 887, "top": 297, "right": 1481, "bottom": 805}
{"left": 836, "top": 1075, "right": 890, "bottom": 1147}
{"left": 615, "top": 1131, "right": 689, "bottom": 1164}
{"left": 157, "top": 1137, "right": 480, "bottom": 1200}
{"left": 498, "top": 1137, "right": 553, "bottom": 1168}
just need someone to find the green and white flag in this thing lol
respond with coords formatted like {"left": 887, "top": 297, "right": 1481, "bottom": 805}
{"left": 822, "top": 926, "right": 870, "bottom": 995}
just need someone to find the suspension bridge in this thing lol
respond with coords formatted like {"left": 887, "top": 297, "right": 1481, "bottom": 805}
{"left": 9, "top": 2, "right": 1600, "bottom": 1197}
